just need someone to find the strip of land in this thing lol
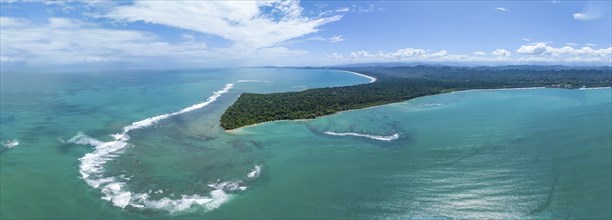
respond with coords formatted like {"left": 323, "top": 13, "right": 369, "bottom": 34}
{"left": 220, "top": 65, "right": 612, "bottom": 130}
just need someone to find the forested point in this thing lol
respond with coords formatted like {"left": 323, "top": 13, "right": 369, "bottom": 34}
{"left": 220, "top": 66, "right": 612, "bottom": 130}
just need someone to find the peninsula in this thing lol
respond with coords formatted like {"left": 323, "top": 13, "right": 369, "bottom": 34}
{"left": 220, "top": 66, "right": 612, "bottom": 130}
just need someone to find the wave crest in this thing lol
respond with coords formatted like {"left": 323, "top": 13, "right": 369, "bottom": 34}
{"left": 69, "top": 82, "right": 262, "bottom": 213}
{"left": 1, "top": 139, "right": 19, "bottom": 149}
{"left": 324, "top": 131, "right": 399, "bottom": 141}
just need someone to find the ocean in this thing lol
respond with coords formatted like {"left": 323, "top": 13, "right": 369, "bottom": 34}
{"left": 1, "top": 68, "right": 610, "bottom": 219}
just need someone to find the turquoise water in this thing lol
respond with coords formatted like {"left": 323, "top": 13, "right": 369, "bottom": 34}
{"left": 1, "top": 68, "right": 610, "bottom": 219}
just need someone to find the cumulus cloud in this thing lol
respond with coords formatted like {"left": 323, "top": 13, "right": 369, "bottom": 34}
{"left": 103, "top": 1, "right": 342, "bottom": 50}
{"left": 328, "top": 44, "right": 611, "bottom": 65}
{"left": 429, "top": 50, "right": 448, "bottom": 57}
{"left": 517, "top": 43, "right": 549, "bottom": 54}
{"left": 346, "top": 48, "right": 456, "bottom": 61}
{"left": 327, "top": 53, "right": 343, "bottom": 59}
{"left": 492, "top": 49, "right": 511, "bottom": 57}
{"left": 517, "top": 43, "right": 612, "bottom": 57}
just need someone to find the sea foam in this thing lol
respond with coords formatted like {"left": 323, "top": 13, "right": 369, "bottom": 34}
{"left": 122, "top": 83, "right": 234, "bottom": 133}
{"left": 1, "top": 139, "right": 19, "bottom": 149}
{"left": 324, "top": 131, "right": 399, "bottom": 141}
{"left": 69, "top": 82, "right": 262, "bottom": 213}
{"left": 247, "top": 165, "right": 262, "bottom": 178}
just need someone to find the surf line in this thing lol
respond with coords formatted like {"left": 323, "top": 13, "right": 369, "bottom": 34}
{"left": 69, "top": 81, "right": 261, "bottom": 213}
{"left": 1, "top": 139, "right": 19, "bottom": 149}
{"left": 324, "top": 131, "right": 399, "bottom": 141}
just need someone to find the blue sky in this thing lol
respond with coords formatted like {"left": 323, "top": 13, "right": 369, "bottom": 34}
{"left": 1, "top": 0, "right": 610, "bottom": 68}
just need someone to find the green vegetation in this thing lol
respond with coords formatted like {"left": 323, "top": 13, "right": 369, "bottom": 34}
{"left": 220, "top": 66, "right": 612, "bottom": 130}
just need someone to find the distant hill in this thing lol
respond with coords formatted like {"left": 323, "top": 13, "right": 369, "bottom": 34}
{"left": 331, "top": 62, "right": 612, "bottom": 70}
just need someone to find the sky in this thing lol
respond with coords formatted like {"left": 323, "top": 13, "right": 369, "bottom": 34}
{"left": 0, "top": 0, "right": 611, "bottom": 68}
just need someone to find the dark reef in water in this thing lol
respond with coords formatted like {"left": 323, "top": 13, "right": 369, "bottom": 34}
{"left": 220, "top": 65, "right": 612, "bottom": 130}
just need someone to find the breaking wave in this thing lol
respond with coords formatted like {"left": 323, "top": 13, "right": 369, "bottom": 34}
{"left": 68, "top": 82, "right": 262, "bottom": 213}
{"left": 2, "top": 139, "right": 19, "bottom": 149}
{"left": 247, "top": 165, "right": 262, "bottom": 178}
{"left": 121, "top": 83, "right": 234, "bottom": 133}
{"left": 324, "top": 131, "right": 399, "bottom": 141}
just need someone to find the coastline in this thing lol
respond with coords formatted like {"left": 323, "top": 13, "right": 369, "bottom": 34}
{"left": 225, "top": 70, "right": 378, "bottom": 132}
{"left": 224, "top": 84, "right": 611, "bottom": 132}
{"left": 578, "top": 87, "right": 612, "bottom": 90}
{"left": 342, "top": 70, "right": 377, "bottom": 83}
{"left": 225, "top": 119, "right": 312, "bottom": 133}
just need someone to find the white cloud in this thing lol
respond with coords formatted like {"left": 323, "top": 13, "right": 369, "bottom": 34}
{"left": 517, "top": 43, "right": 611, "bottom": 57}
{"left": 517, "top": 43, "right": 549, "bottom": 54}
{"left": 327, "top": 53, "right": 343, "bottom": 59}
{"left": 429, "top": 50, "right": 448, "bottom": 57}
{"left": 573, "top": 1, "right": 608, "bottom": 21}
{"left": 522, "top": 38, "right": 531, "bottom": 42}
{"left": 585, "top": 43, "right": 597, "bottom": 47}
{"left": 0, "top": 17, "right": 209, "bottom": 65}
{"left": 103, "top": 1, "right": 342, "bottom": 50}
{"left": 349, "top": 50, "right": 371, "bottom": 58}
{"left": 328, "top": 45, "right": 611, "bottom": 65}
{"left": 347, "top": 48, "right": 453, "bottom": 61}
{"left": 573, "top": 13, "right": 590, "bottom": 20}
{"left": 492, "top": 49, "right": 511, "bottom": 57}
{"left": 389, "top": 48, "right": 427, "bottom": 57}
{"left": 334, "top": 48, "right": 488, "bottom": 64}
{"left": 307, "top": 36, "right": 326, "bottom": 41}
{"left": 0, "top": 16, "right": 30, "bottom": 27}
{"left": 308, "top": 35, "right": 344, "bottom": 43}
{"left": 0, "top": 16, "right": 315, "bottom": 66}
{"left": 495, "top": 7, "right": 510, "bottom": 12}
{"left": 329, "top": 35, "right": 344, "bottom": 42}
{"left": 353, "top": 4, "right": 379, "bottom": 13}
{"left": 566, "top": 43, "right": 578, "bottom": 46}
{"left": 1, "top": 1, "right": 345, "bottom": 67}
{"left": 335, "top": 7, "right": 350, "bottom": 13}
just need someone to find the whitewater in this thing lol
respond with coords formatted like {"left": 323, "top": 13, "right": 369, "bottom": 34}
{"left": 68, "top": 82, "right": 261, "bottom": 213}
{"left": 324, "top": 131, "right": 399, "bottom": 141}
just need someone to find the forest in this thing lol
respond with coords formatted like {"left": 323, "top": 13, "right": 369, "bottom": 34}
{"left": 220, "top": 66, "right": 612, "bottom": 130}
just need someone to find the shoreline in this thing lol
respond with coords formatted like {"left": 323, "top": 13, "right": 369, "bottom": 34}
{"left": 226, "top": 70, "right": 378, "bottom": 132}
{"left": 578, "top": 87, "right": 612, "bottom": 90}
{"left": 341, "top": 70, "right": 377, "bottom": 83}
{"left": 224, "top": 84, "right": 611, "bottom": 132}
